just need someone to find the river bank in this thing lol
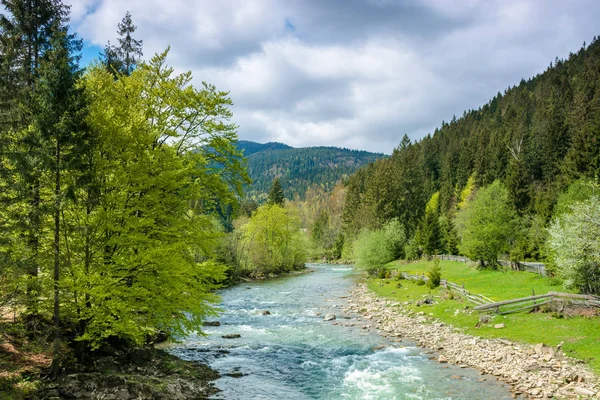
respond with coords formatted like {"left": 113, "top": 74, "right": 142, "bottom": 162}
{"left": 0, "top": 342, "right": 220, "bottom": 400}
{"left": 349, "top": 283, "right": 600, "bottom": 399}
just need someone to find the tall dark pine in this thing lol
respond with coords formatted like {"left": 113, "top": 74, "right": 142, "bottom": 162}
{"left": 267, "top": 178, "right": 285, "bottom": 206}
{"left": 0, "top": 0, "right": 69, "bottom": 125}
{"left": 117, "top": 11, "right": 142, "bottom": 76}
{"left": 33, "top": 21, "right": 84, "bottom": 376}
{"left": 0, "top": 0, "right": 70, "bottom": 318}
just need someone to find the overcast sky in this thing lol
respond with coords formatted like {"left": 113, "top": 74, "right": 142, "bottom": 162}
{"left": 66, "top": 0, "right": 600, "bottom": 153}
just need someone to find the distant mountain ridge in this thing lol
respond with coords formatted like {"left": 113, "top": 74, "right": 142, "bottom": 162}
{"left": 237, "top": 140, "right": 384, "bottom": 200}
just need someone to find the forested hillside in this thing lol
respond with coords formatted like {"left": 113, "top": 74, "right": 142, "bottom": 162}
{"left": 237, "top": 140, "right": 292, "bottom": 156}
{"left": 340, "top": 37, "right": 600, "bottom": 291}
{"left": 239, "top": 141, "right": 383, "bottom": 200}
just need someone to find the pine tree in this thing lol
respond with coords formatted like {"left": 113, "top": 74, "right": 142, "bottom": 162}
{"left": 268, "top": 177, "right": 285, "bottom": 206}
{"left": 0, "top": 0, "right": 71, "bottom": 319}
{"left": 117, "top": 11, "right": 142, "bottom": 76}
{"left": 98, "top": 40, "right": 123, "bottom": 76}
{"left": 33, "top": 21, "right": 84, "bottom": 376}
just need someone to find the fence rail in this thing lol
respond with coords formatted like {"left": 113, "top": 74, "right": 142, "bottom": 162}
{"left": 396, "top": 272, "right": 600, "bottom": 315}
{"left": 400, "top": 272, "right": 493, "bottom": 306}
{"left": 474, "top": 292, "right": 600, "bottom": 315}
{"left": 433, "top": 254, "right": 548, "bottom": 277}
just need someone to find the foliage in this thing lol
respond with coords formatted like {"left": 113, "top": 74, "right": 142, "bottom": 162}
{"left": 100, "top": 11, "right": 143, "bottom": 76}
{"left": 553, "top": 178, "right": 598, "bottom": 217}
{"left": 353, "top": 229, "right": 394, "bottom": 275}
{"left": 239, "top": 141, "right": 383, "bottom": 201}
{"left": 404, "top": 236, "right": 421, "bottom": 261}
{"left": 426, "top": 259, "right": 442, "bottom": 289}
{"left": 232, "top": 204, "right": 307, "bottom": 277}
{"left": 417, "top": 192, "right": 442, "bottom": 256}
{"left": 456, "top": 181, "right": 518, "bottom": 267}
{"left": 439, "top": 215, "right": 460, "bottom": 255}
{"left": 547, "top": 195, "right": 600, "bottom": 294}
{"left": 267, "top": 177, "right": 285, "bottom": 206}
{"left": 382, "top": 218, "right": 407, "bottom": 260}
{"left": 353, "top": 218, "right": 406, "bottom": 274}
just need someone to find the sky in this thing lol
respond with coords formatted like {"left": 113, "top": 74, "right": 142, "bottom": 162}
{"left": 66, "top": 0, "right": 600, "bottom": 153}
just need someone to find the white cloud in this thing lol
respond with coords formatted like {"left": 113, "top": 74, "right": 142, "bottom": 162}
{"left": 65, "top": 0, "right": 600, "bottom": 153}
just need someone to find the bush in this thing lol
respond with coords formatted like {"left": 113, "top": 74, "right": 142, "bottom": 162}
{"left": 354, "top": 229, "right": 395, "bottom": 276}
{"left": 548, "top": 195, "right": 600, "bottom": 294}
{"left": 404, "top": 236, "right": 421, "bottom": 260}
{"left": 427, "top": 259, "right": 442, "bottom": 289}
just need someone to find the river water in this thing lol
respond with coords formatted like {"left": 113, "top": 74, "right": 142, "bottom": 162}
{"left": 170, "top": 264, "right": 513, "bottom": 399}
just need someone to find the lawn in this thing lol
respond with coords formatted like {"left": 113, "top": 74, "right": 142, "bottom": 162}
{"left": 369, "top": 259, "right": 600, "bottom": 374}
{"left": 386, "top": 259, "right": 568, "bottom": 301}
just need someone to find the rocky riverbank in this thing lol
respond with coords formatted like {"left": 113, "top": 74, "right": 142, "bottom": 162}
{"left": 348, "top": 283, "right": 600, "bottom": 399}
{"left": 33, "top": 348, "right": 220, "bottom": 400}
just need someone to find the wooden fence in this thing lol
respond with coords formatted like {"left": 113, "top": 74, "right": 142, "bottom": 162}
{"left": 474, "top": 292, "right": 600, "bottom": 315}
{"left": 433, "top": 254, "right": 548, "bottom": 277}
{"left": 400, "top": 272, "right": 493, "bottom": 306}
{"left": 397, "top": 272, "right": 599, "bottom": 315}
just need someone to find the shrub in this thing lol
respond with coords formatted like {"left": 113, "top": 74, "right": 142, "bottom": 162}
{"left": 427, "top": 259, "right": 442, "bottom": 289}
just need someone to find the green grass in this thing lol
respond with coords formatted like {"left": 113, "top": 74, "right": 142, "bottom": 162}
{"left": 370, "top": 259, "right": 600, "bottom": 375}
{"left": 386, "top": 259, "right": 567, "bottom": 301}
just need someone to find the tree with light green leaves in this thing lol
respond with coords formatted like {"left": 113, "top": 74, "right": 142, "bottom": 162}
{"left": 548, "top": 194, "right": 600, "bottom": 295}
{"left": 236, "top": 204, "right": 307, "bottom": 277}
{"left": 456, "top": 180, "right": 517, "bottom": 268}
{"left": 63, "top": 49, "right": 248, "bottom": 350}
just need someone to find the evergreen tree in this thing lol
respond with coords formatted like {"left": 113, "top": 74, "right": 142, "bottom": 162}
{"left": 268, "top": 177, "right": 285, "bottom": 206}
{"left": 33, "top": 21, "right": 84, "bottom": 376}
{"left": 0, "top": 0, "right": 71, "bottom": 319}
{"left": 117, "top": 11, "right": 142, "bottom": 76}
{"left": 98, "top": 40, "right": 123, "bottom": 76}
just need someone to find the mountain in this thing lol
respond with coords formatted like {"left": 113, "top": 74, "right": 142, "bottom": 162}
{"left": 237, "top": 141, "right": 384, "bottom": 200}
{"left": 237, "top": 140, "right": 292, "bottom": 156}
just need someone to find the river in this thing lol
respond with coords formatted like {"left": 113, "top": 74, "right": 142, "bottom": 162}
{"left": 170, "top": 264, "right": 514, "bottom": 399}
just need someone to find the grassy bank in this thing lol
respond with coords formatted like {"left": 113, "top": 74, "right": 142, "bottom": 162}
{"left": 369, "top": 259, "right": 600, "bottom": 374}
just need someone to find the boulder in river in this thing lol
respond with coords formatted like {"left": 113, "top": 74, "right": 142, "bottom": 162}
{"left": 222, "top": 334, "right": 241, "bottom": 339}
{"left": 262, "top": 310, "right": 271, "bottom": 316}
{"left": 323, "top": 314, "right": 336, "bottom": 321}
{"left": 203, "top": 321, "right": 221, "bottom": 327}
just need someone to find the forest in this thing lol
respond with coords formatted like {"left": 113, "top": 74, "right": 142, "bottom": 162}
{"left": 239, "top": 141, "right": 383, "bottom": 201}
{"left": 330, "top": 37, "right": 600, "bottom": 295}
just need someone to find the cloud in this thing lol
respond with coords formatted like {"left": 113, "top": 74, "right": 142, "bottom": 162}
{"left": 65, "top": 0, "right": 600, "bottom": 153}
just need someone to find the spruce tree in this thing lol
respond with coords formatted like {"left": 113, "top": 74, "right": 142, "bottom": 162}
{"left": 117, "top": 11, "right": 142, "bottom": 76}
{"left": 98, "top": 40, "right": 123, "bottom": 76}
{"left": 0, "top": 0, "right": 71, "bottom": 319}
{"left": 268, "top": 177, "right": 285, "bottom": 206}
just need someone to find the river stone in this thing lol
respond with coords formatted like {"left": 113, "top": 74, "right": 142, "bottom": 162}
{"left": 203, "top": 321, "right": 220, "bottom": 326}
{"left": 323, "top": 314, "right": 336, "bottom": 321}
{"left": 262, "top": 310, "right": 271, "bottom": 315}
{"left": 574, "top": 387, "right": 595, "bottom": 396}
{"left": 222, "top": 334, "right": 241, "bottom": 339}
{"left": 494, "top": 323, "right": 505, "bottom": 329}
{"left": 438, "top": 355, "right": 448, "bottom": 363}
